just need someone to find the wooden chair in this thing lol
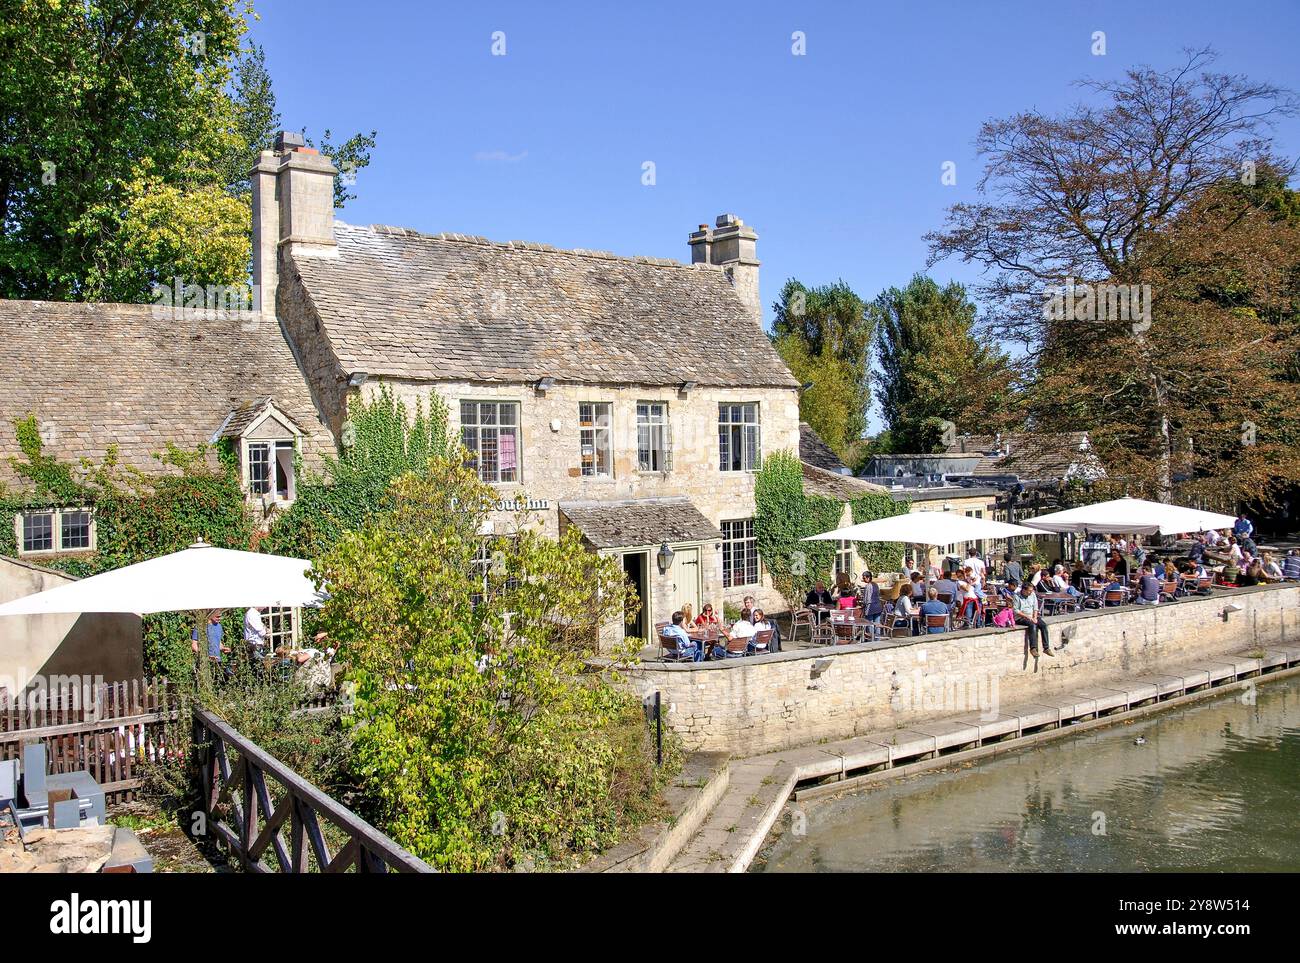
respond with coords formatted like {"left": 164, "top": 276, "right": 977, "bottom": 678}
{"left": 723, "top": 635, "right": 750, "bottom": 658}
{"left": 1103, "top": 588, "right": 1125, "bottom": 607}
{"left": 1159, "top": 580, "right": 1179, "bottom": 603}
{"left": 1196, "top": 576, "right": 1214, "bottom": 595}
{"left": 789, "top": 609, "right": 815, "bottom": 644}
{"left": 924, "top": 613, "right": 950, "bottom": 634}
{"left": 829, "top": 612, "right": 856, "bottom": 644}
{"left": 936, "top": 591, "right": 954, "bottom": 607}
{"left": 659, "top": 631, "right": 694, "bottom": 663}
{"left": 750, "top": 629, "right": 774, "bottom": 655}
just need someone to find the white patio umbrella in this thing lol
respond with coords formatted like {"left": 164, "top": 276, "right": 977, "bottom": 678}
{"left": 1019, "top": 497, "right": 1237, "bottom": 537}
{"left": 804, "top": 510, "right": 1043, "bottom": 545}
{"left": 0, "top": 541, "right": 320, "bottom": 617}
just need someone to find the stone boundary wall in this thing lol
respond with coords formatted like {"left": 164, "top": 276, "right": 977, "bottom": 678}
{"left": 619, "top": 583, "right": 1299, "bottom": 757}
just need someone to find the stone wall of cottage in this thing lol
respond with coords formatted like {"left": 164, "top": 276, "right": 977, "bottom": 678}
{"left": 278, "top": 258, "right": 350, "bottom": 438}
{"left": 364, "top": 377, "right": 803, "bottom": 621}
{"left": 621, "top": 583, "right": 1299, "bottom": 758}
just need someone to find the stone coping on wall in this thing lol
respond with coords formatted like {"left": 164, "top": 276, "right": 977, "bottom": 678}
{"left": 594, "top": 581, "right": 1296, "bottom": 673}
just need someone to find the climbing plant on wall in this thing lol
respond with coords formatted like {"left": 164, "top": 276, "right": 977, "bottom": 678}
{"left": 263, "top": 386, "right": 452, "bottom": 562}
{"left": 1, "top": 416, "right": 254, "bottom": 675}
{"left": 848, "top": 491, "right": 911, "bottom": 573}
{"left": 754, "top": 451, "right": 843, "bottom": 608}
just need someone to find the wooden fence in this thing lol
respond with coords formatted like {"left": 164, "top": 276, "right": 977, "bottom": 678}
{"left": 0, "top": 676, "right": 181, "bottom": 803}
{"left": 192, "top": 707, "right": 432, "bottom": 873}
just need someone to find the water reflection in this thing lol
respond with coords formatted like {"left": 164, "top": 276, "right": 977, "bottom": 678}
{"left": 757, "top": 677, "right": 1300, "bottom": 872}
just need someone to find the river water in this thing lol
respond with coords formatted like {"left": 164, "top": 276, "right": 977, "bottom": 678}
{"left": 756, "top": 675, "right": 1300, "bottom": 872}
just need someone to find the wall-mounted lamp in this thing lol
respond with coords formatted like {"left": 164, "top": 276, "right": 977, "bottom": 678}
{"left": 347, "top": 371, "right": 368, "bottom": 387}
{"left": 679, "top": 380, "right": 698, "bottom": 397}
{"left": 657, "top": 542, "right": 675, "bottom": 574}
{"left": 1221, "top": 601, "right": 1244, "bottom": 621}
{"left": 535, "top": 376, "right": 556, "bottom": 394}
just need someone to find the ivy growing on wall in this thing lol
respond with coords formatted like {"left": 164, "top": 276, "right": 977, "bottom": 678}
{"left": 848, "top": 491, "right": 911, "bottom": 573}
{"left": 262, "top": 386, "right": 452, "bottom": 562}
{"left": 754, "top": 451, "right": 841, "bottom": 608}
{"left": 2, "top": 416, "right": 255, "bottom": 675}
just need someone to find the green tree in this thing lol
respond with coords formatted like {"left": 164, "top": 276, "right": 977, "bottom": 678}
{"left": 315, "top": 456, "right": 666, "bottom": 871}
{"left": 772, "top": 279, "right": 875, "bottom": 445}
{"left": 773, "top": 335, "right": 857, "bottom": 456}
{"left": 870, "top": 274, "right": 1012, "bottom": 453}
{"left": 0, "top": 3, "right": 377, "bottom": 302}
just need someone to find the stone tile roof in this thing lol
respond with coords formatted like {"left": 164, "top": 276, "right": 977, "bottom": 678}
{"left": 212, "top": 398, "right": 305, "bottom": 440}
{"left": 798, "top": 422, "right": 847, "bottom": 472}
{"left": 559, "top": 497, "right": 722, "bottom": 550}
{"left": 944, "top": 432, "right": 1104, "bottom": 481}
{"left": 286, "top": 222, "right": 800, "bottom": 388}
{"left": 801, "top": 462, "right": 888, "bottom": 501}
{"left": 0, "top": 300, "right": 333, "bottom": 487}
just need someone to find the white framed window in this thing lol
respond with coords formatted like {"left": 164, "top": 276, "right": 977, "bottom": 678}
{"left": 718, "top": 403, "right": 761, "bottom": 472}
{"left": 834, "top": 539, "right": 854, "bottom": 580}
{"left": 578, "top": 402, "right": 612, "bottom": 478}
{"left": 15, "top": 508, "right": 96, "bottom": 556}
{"left": 461, "top": 401, "right": 520, "bottom": 483}
{"left": 264, "top": 607, "right": 297, "bottom": 650}
{"left": 721, "top": 518, "right": 759, "bottom": 588}
{"left": 245, "top": 440, "right": 296, "bottom": 501}
{"left": 637, "top": 402, "right": 672, "bottom": 473}
{"left": 471, "top": 537, "right": 519, "bottom": 606}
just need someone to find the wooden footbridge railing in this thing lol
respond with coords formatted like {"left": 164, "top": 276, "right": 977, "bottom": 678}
{"left": 192, "top": 707, "right": 432, "bottom": 873}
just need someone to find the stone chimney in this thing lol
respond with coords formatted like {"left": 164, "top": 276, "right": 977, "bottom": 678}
{"left": 688, "top": 213, "right": 760, "bottom": 324}
{"left": 250, "top": 130, "right": 338, "bottom": 318}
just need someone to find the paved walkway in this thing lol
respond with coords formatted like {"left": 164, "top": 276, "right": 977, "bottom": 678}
{"left": 665, "top": 646, "right": 1299, "bottom": 873}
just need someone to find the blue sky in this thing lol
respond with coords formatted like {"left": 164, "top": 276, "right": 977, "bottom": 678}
{"left": 250, "top": 0, "right": 1299, "bottom": 417}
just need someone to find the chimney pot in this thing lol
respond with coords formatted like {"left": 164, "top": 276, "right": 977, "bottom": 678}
{"left": 274, "top": 130, "right": 306, "bottom": 152}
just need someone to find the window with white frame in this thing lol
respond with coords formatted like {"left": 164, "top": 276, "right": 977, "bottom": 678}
{"left": 15, "top": 508, "right": 96, "bottom": 556}
{"left": 721, "top": 518, "right": 759, "bottom": 588}
{"left": 718, "top": 403, "right": 761, "bottom": 472}
{"left": 834, "top": 539, "right": 854, "bottom": 580}
{"left": 578, "top": 402, "right": 612, "bottom": 478}
{"left": 264, "top": 607, "right": 297, "bottom": 650}
{"left": 470, "top": 537, "right": 519, "bottom": 606}
{"left": 636, "top": 402, "right": 671, "bottom": 472}
{"left": 461, "top": 401, "right": 520, "bottom": 483}
{"left": 246, "top": 440, "right": 296, "bottom": 501}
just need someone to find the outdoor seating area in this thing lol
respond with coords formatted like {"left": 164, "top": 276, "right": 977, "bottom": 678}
{"left": 652, "top": 499, "right": 1300, "bottom": 663}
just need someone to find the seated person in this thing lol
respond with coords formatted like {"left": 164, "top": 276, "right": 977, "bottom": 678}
{"left": 919, "top": 588, "right": 950, "bottom": 633}
{"left": 1069, "top": 560, "right": 1091, "bottom": 592}
{"left": 805, "top": 581, "right": 834, "bottom": 608}
{"left": 908, "top": 571, "right": 927, "bottom": 601}
{"left": 1000, "top": 578, "right": 1020, "bottom": 599}
{"left": 750, "top": 608, "right": 781, "bottom": 653}
{"left": 662, "top": 611, "right": 702, "bottom": 662}
{"left": 835, "top": 585, "right": 859, "bottom": 609}
{"left": 1134, "top": 565, "right": 1162, "bottom": 604}
{"left": 1283, "top": 550, "right": 1300, "bottom": 580}
{"left": 932, "top": 573, "right": 959, "bottom": 602}
{"left": 893, "top": 590, "right": 917, "bottom": 624}
{"left": 1237, "top": 562, "right": 1264, "bottom": 587}
{"left": 1262, "top": 554, "right": 1283, "bottom": 580}
{"left": 722, "top": 608, "right": 757, "bottom": 654}
{"left": 695, "top": 602, "right": 721, "bottom": 627}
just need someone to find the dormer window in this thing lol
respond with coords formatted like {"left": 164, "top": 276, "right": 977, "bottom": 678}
{"left": 212, "top": 398, "right": 304, "bottom": 507}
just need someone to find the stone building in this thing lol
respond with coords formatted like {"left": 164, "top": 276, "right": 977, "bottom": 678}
{"left": 0, "top": 133, "right": 878, "bottom": 645}
{"left": 253, "top": 138, "right": 803, "bottom": 635}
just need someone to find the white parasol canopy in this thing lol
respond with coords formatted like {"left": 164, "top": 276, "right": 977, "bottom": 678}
{"left": 1019, "top": 497, "right": 1237, "bottom": 537}
{"left": 0, "top": 542, "right": 319, "bottom": 617}
{"left": 804, "top": 510, "right": 1043, "bottom": 544}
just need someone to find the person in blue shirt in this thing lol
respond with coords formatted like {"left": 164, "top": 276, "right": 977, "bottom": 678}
{"left": 191, "top": 610, "right": 231, "bottom": 678}
{"left": 919, "top": 588, "right": 950, "bottom": 633}
{"left": 1283, "top": 550, "right": 1300, "bottom": 580}
{"left": 1233, "top": 515, "right": 1254, "bottom": 539}
{"left": 661, "top": 611, "right": 702, "bottom": 662}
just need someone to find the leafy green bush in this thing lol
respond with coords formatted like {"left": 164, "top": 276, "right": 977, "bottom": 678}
{"left": 754, "top": 450, "right": 840, "bottom": 607}
{"left": 849, "top": 491, "right": 911, "bottom": 573}
{"left": 315, "top": 456, "right": 669, "bottom": 871}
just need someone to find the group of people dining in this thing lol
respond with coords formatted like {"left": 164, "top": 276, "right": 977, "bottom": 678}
{"left": 659, "top": 598, "right": 782, "bottom": 662}
{"left": 659, "top": 515, "right": 1299, "bottom": 663}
